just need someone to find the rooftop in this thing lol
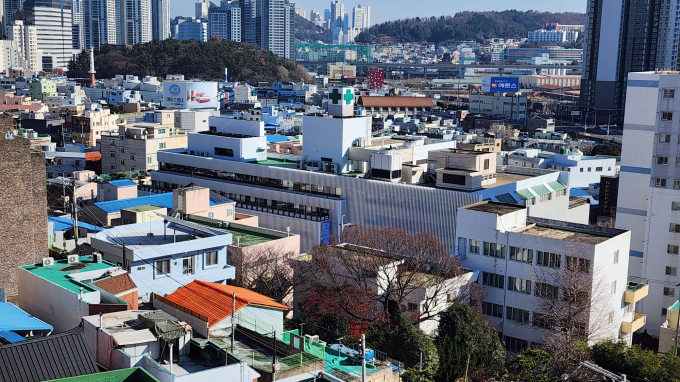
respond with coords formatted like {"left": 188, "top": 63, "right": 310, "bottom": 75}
{"left": 92, "top": 273, "right": 137, "bottom": 295}
{"left": 521, "top": 225, "right": 613, "bottom": 245}
{"left": 44, "top": 368, "right": 160, "bottom": 382}
{"left": 187, "top": 220, "right": 280, "bottom": 246}
{"left": 0, "top": 303, "right": 52, "bottom": 332}
{"left": 121, "top": 205, "right": 166, "bottom": 213}
{"left": 108, "top": 179, "right": 138, "bottom": 188}
{"left": 256, "top": 158, "right": 299, "bottom": 169}
{"left": 461, "top": 201, "right": 526, "bottom": 216}
{"left": 48, "top": 217, "right": 104, "bottom": 233}
{"left": 20, "top": 256, "right": 117, "bottom": 295}
{"left": 92, "top": 220, "right": 228, "bottom": 250}
{"left": 94, "top": 192, "right": 229, "bottom": 214}
{"left": 359, "top": 96, "right": 434, "bottom": 108}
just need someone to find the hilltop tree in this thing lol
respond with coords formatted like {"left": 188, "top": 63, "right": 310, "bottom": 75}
{"left": 67, "top": 49, "right": 90, "bottom": 78}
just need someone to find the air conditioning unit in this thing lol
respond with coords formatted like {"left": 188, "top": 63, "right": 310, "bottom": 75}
{"left": 330, "top": 164, "right": 340, "bottom": 174}
{"left": 67, "top": 255, "right": 79, "bottom": 264}
{"left": 308, "top": 161, "right": 320, "bottom": 171}
{"left": 42, "top": 257, "right": 54, "bottom": 267}
{"left": 305, "top": 334, "right": 320, "bottom": 342}
{"left": 296, "top": 160, "right": 303, "bottom": 169}
{"left": 147, "top": 232, "right": 154, "bottom": 238}
{"left": 93, "top": 253, "right": 103, "bottom": 263}
{"left": 322, "top": 162, "right": 330, "bottom": 173}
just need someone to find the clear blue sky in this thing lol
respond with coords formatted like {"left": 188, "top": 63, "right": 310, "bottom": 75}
{"left": 171, "top": 0, "right": 588, "bottom": 24}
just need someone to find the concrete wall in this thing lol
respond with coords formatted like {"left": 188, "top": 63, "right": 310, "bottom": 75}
{"left": 188, "top": 133, "right": 267, "bottom": 163}
{"left": 303, "top": 115, "right": 371, "bottom": 173}
{"left": 154, "top": 297, "right": 212, "bottom": 338}
{"left": 209, "top": 117, "right": 265, "bottom": 137}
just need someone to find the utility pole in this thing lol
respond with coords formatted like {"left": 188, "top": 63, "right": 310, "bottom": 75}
{"left": 361, "top": 334, "right": 366, "bottom": 382}
{"left": 232, "top": 292, "right": 236, "bottom": 352}
{"left": 72, "top": 172, "right": 79, "bottom": 252}
{"left": 273, "top": 330, "right": 277, "bottom": 381}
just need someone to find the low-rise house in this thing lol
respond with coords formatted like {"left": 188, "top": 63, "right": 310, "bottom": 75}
{"left": 0, "top": 302, "right": 53, "bottom": 344}
{"left": 99, "top": 179, "right": 139, "bottom": 202}
{"left": 659, "top": 300, "right": 680, "bottom": 353}
{"left": 154, "top": 280, "right": 289, "bottom": 338}
{"left": 0, "top": 329, "right": 99, "bottom": 382}
{"left": 18, "top": 255, "right": 137, "bottom": 332}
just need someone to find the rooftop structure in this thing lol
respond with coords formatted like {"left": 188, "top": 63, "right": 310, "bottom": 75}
{"left": 0, "top": 302, "right": 52, "bottom": 344}
{"left": 44, "top": 368, "right": 161, "bottom": 382}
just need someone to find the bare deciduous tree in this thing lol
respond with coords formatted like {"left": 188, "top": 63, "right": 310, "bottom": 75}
{"left": 488, "top": 123, "right": 515, "bottom": 150}
{"left": 299, "top": 226, "right": 466, "bottom": 329}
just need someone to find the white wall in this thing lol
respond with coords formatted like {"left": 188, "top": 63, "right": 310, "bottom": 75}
{"left": 209, "top": 117, "right": 264, "bottom": 137}
{"left": 188, "top": 132, "right": 267, "bottom": 162}
{"left": 303, "top": 115, "right": 371, "bottom": 173}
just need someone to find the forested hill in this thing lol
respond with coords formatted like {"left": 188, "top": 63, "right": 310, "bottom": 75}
{"left": 356, "top": 11, "right": 587, "bottom": 43}
{"left": 295, "top": 14, "right": 332, "bottom": 43}
{"left": 67, "top": 39, "right": 311, "bottom": 83}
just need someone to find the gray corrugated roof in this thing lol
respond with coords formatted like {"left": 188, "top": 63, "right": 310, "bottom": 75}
{"left": 0, "top": 329, "right": 98, "bottom": 382}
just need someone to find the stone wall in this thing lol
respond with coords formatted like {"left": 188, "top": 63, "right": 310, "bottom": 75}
{"left": 0, "top": 114, "right": 48, "bottom": 296}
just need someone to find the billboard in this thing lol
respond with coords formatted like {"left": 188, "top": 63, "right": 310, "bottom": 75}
{"left": 482, "top": 76, "right": 519, "bottom": 93}
{"left": 164, "top": 81, "right": 219, "bottom": 109}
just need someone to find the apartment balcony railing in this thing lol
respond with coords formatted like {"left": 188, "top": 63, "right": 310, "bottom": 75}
{"left": 621, "top": 313, "right": 646, "bottom": 333}
{"left": 624, "top": 282, "right": 649, "bottom": 304}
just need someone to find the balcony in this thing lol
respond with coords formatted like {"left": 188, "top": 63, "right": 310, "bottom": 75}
{"left": 621, "top": 313, "right": 646, "bottom": 333}
{"left": 624, "top": 282, "right": 649, "bottom": 304}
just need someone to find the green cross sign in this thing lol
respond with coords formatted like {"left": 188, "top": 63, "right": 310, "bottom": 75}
{"left": 343, "top": 89, "right": 354, "bottom": 105}
{"left": 329, "top": 88, "right": 342, "bottom": 104}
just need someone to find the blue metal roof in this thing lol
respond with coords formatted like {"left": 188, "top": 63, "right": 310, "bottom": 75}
{"left": 0, "top": 331, "right": 26, "bottom": 343}
{"left": 570, "top": 188, "right": 591, "bottom": 197}
{"left": 266, "top": 135, "right": 289, "bottom": 143}
{"left": 48, "top": 217, "right": 104, "bottom": 233}
{"left": 0, "top": 303, "right": 53, "bottom": 332}
{"left": 94, "top": 192, "right": 230, "bottom": 214}
{"left": 108, "top": 179, "right": 138, "bottom": 188}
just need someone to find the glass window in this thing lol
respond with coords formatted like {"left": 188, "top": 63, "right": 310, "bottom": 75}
{"left": 596, "top": 167, "right": 603, "bottom": 171}
{"left": 537, "top": 251, "right": 561, "bottom": 268}
{"left": 183, "top": 256, "right": 194, "bottom": 275}
{"left": 671, "top": 224, "right": 680, "bottom": 233}
{"left": 660, "top": 134, "right": 672, "bottom": 142}
{"left": 611, "top": 280, "right": 617, "bottom": 295}
{"left": 156, "top": 259, "right": 170, "bottom": 276}
{"left": 205, "top": 251, "right": 218, "bottom": 266}
{"left": 657, "top": 178, "right": 667, "bottom": 187}
{"left": 482, "top": 272, "right": 504, "bottom": 289}
{"left": 566, "top": 256, "right": 591, "bottom": 273}
{"left": 666, "top": 266, "right": 678, "bottom": 276}
{"left": 535, "top": 282, "right": 558, "bottom": 299}
{"left": 508, "top": 277, "right": 531, "bottom": 294}
{"left": 481, "top": 302, "right": 503, "bottom": 318}
{"left": 159, "top": 142, "right": 167, "bottom": 149}
{"left": 614, "top": 250, "right": 619, "bottom": 265}
{"left": 504, "top": 336, "right": 528, "bottom": 353}
{"left": 483, "top": 242, "right": 506, "bottom": 258}
{"left": 469, "top": 240, "right": 480, "bottom": 254}
{"left": 663, "top": 112, "right": 674, "bottom": 121}
{"left": 673, "top": 202, "right": 680, "bottom": 211}
{"left": 533, "top": 313, "right": 557, "bottom": 329}
{"left": 664, "top": 287, "right": 676, "bottom": 296}
{"left": 506, "top": 307, "right": 530, "bottom": 323}
{"left": 659, "top": 157, "right": 669, "bottom": 165}
{"left": 664, "top": 89, "right": 675, "bottom": 98}
{"left": 510, "top": 247, "right": 533, "bottom": 263}
{"left": 669, "top": 245, "right": 679, "bottom": 254}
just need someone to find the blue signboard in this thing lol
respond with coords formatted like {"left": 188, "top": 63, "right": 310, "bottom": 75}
{"left": 482, "top": 77, "right": 519, "bottom": 93}
{"left": 321, "top": 221, "right": 331, "bottom": 246}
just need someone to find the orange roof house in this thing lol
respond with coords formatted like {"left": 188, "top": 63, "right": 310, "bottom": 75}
{"left": 154, "top": 280, "right": 289, "bottom": 338}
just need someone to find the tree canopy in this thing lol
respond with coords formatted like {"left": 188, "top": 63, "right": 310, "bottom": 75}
{"left": 67, "top": 39, "right": 311, "bottom": 83}
{"left": 591, "top": 340, "right": 680, "bottom": 382}
{"left": 295, "top": 14, "right": 331, "bottom": 43}
{"left": 356, "top": 11, "right": 586, "bottom": 43}
{"left": 434, "top": 302, "right": 505, "bottom": 382}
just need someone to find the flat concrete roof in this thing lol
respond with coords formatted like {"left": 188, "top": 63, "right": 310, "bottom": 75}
{"left": 122, "top": 205, "right": 165, "bottom": 213}
{"left": 522, "top": 225, "right": 611, "bottom": 245}
{"left": 188, "top": 220, "right": 279, "bottom": 246}
{"left": 461, "top": 202, "right": 526, "bottom": 216}
{"left": 20, "top": 256, "right": 116, "bottom": 294}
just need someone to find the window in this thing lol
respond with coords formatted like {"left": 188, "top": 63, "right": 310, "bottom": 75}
{"left": 676, "top": 158, "right": 680, "bottom": 167}
{"left": 110, "top": 140, "right": 115, "bottom": 146}
{"left": 587, "top": 167, "right": 592, "bottom": 172}
{"left": 671, "top": 224, "right": 680, "bottom": 233}
{"left": 147, "top": 156, "right": 152, "bottom": 164}
{"left": 556, "top": 189, "right": 567, "bottom": 197}
{"left": 539, "top": 193, "right": 551, "bottom": 202}
{"left": 674, "top": 202, "right": 680, "bottom": 211}
{"left": 657, "top": 178, "right": 668, "bottom": 187}
{"left": 563, "top": 287, "right": 589, "bottom": 303}
{"left": 120, "top": 160, "right": 125, "bottom": 165}
{"left": 624, "top": 303, "right": 633, "bottom": 314}
{"left": 119, "top": 135, "right": 124, "bottom": 140}
{"left": 580, "top": 168, "right": 584, "bottom": 173}
{"left": 535, "top": 283, "right": 558, "bottom": 299}
{"left": 508, "top": 277, "right": 532, "bottom": 294}
{"left": 57, "top": 159, "right": 63, "bottom": 165}
{"left": 120, "top": 147, "right": 125, "bottom": 153}
{"left": 676, "top": 180, "right": 680, "bottom": 189}
{"left": 75, "top": 160, "right": 82, "bottom": 166}
{"left": 566, "top": 256, "right": 591, "bottom": 273}
{"left": 130, "top": 155, "right": 135, "bottom": 160}
{"left": 484, "top": 242, "right": 506, "bottom": 258}
{"left": 664, "top": 287, "right": 676, "bottom": 296}
{"left": 611, "top": 280, "right": 617, "bottom": 295}
{"left": 158, "top": 129, "right": 166, "bottom": 134}
{"left": 537, "top": 251, "right": 561, "bottom": 268}
{"left": 660, "top": 134, "right": 672, "bottom": 142}
{"left": 510, "top": 247, "right": 533, "bottom": 263}
{"left": 205, "top": 251, "right": 218, "bottom": 266}
{"left": 664, "top": 89, "right": 676, "bottom": 98}
{"left": 469, "top": 239, "right": 480, "bottom": 254}
{"left": 442, "top": 173, "right": 466, "bottom": 185}
{"left": 156, "top": 259, "right": 170, "bottom": 276}
{"left": 407, "top": 303, "right": 419, "bottom": 312}
{"left": 663, "top": 112, "right": 674, "bottom": 121}
{"left": 183, "top": 256, "right": 194, "bottom": 275}
{"left": 533, "top": 313, "right": 557, "bottom": 329}
{"left": 667, "top": 266, "right": 678, "bottom": 276}
{"left": 662, "top": 307, "right": 668, "bottom": 316}
{"left": 159, "top": 142, "right": 167, "bottom": 149}
{"left": 481, "top": 302, "right": 503, "bottom": 318}
{"left": 659, "top": 157, "right": 670, "bottom": 165}
{"left": 596, "top": 167, "right": 603, "bottom": 171}
{"left": 482, "top": 272, "right": 505, "bottom": 289}
{"left": 110, "top": 165, "right": 116, "bottom": 170}
{"left": 669, "top": 245, "right": 679, "bottom": 254}
{"left": 110, "top": 152, "right": 116, "bottom": 158}
{"left": 484, "top": 159, "right": 490, "bottom": 170}
{"left": 506, "top": 307, "right": 530, "bottom": 323}
{"left": 614, "top": 250, "right": 619, "bottom": 265}
{"left": 214, "top": 147, "right": 234, "bottom": 157}
{"left": 505, "top": 336, "right": 528, "bottom": 353}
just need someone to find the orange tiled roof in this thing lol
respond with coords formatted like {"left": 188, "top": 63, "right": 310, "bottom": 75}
{"left": 358, "top": 96, "right": 434, "bottom": 108}
{"left": 93, "top": 273, "right": 137, "bottom": 295}
{"left": 85, "top": 151, "right": 102, "bottom": 161}
{"left": 164, "top": 280, "right": 289, "bottom": 327}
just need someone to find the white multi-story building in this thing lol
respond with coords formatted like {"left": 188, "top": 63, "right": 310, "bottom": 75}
{"left": 120, "top": 0, "right": 152, "bottom": 45}
{"left": 83, "top": 0, "right": 119, "bottom": 50}
{"left": 545, "top": 150, "right": 618, "bottom": 189}
{"left": 468, "top": 92, "right": 527, "bottom": 121}
{"left": 258, "top": 0, "right": 294, "bottom": 59}
{"left": 527, "top": 29, "right": 579, "bottom": 43}
{"left": 5, "top": 21, "right": 40, "bottom": 72}
{"left": 329, "top": 0, "right": 343, "bottom": 31}
{"left": 23, "top": 0, "right": 78, "bottom": 71}
{"left": 458, "top": 201, "right": 643, "bottom": 353}
{"left": 352, "top": 4, "right": 369, "bottom": 30}
{"left": 151, "top": 0, "right": 170, "bottom": 40}
{"left": 617, "top": 71, "right": 680, "bottom": 338}
{"left": 294, "top": 6, "right": 305, "bottom": 18}
{"left": 195, "top": 0, "right": 209, "bottom": 18}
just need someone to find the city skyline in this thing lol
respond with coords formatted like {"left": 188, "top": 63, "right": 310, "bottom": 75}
{"left": 171, "top": 0, "right": 588, "bottom": 24}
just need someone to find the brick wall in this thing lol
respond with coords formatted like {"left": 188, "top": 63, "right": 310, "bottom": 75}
{"left": 88, "top": 303, "right": 130, "bottom": 316}
{"left": 0, "top": 114, "right": 48, "bottom": 296}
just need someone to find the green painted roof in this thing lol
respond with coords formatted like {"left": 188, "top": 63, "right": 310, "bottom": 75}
{"left": 20, "top": 256, "right": 116, "bottom": 295}
{"left": 46, "top": 367, "right": 160, "bottom": 382}
{"left": 671, "top": 301, "right": 680, "bottom": 312}
{"left": 187, "top": 220, "right": 280, "bottom": 246}
{"left": 257, "top": 159, "right": 299, "bottom": 169}
{"left": 515, "top": 189, "right": 534, "bottom": 200}
{"left": 548, "top": 181, "right": 566, "bottom": 192}
{"left": 495, "top": 193, "right": 517, "bottom": 204}
{"left": 532, "top": 185, "right": 551, "bottom": 196}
